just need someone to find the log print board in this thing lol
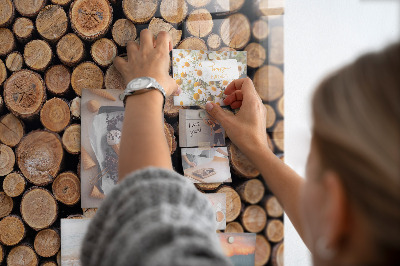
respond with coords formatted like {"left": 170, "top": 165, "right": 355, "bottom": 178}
{"left": 0, "top": 0, "right": 284, "bottom": 265}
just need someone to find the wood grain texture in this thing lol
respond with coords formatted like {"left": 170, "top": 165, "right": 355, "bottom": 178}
{"left": 0, "top": 113, "right": 24, "bottom": 147}
{"left": 5, "top": 51, "right": 24, "bottom": 72}
{"left": 52, "top": 172, "right": 80, "bottom": 205}
{"left": 16, "top": 131, "right": 63, "bottom": 186}
{"left": 112, "top": 18, "right": 137, "bottom": 46}
{"left": 123, "top": 0, "right": 158, "bottom": 24}
{"left": 45, "top": 65, "right": 71, "bottom": 96}
{"left": 40, "top": 98, "right": 71, "bottom": 133}
{"left": 33, "top": 228, "right": 60, "bottom": 257}
{"left": 0, "top": 28, "right": 15, "bottom": 57}
{"left": 70, "top": 0, "right": 113, "bottom": 41}
{"left": 253, "top": 65, "right": 284, "bottom": 101}
{"left": 56, "top": 33, "right": 85, "bottom": 66}
{"left": 36, "top": 5, "right": 68, "bottom": 42}
{"left": 14, "top": 0, "right": 46, "bottom": 17}
{"left": 0, "top": 215, "right": 25, "bottom": 246}
{"left": 0, "top": 144, "right": 15, "bottom": 176}
{"left": 21, "top": 187, "right": 58, "bottom": 231}
{"left": 3, "top": 172, "right": 26, "bottom": 198}
{"left": 24, "top": 40, "right": 52, "bottom": 72}
{"left": 71, "top": 62, "right": 104, "bottom": 95}
{"left": 7, "top": 244, "right": 38, "bottom": 266}
{"left": 13, "top": 17, "right": 34, "bottom": 42}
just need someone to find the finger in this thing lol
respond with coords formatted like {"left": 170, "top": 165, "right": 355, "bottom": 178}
{"left": 155, "top": 31, "right": 171, "bottom": 53}
{"left": 223, "top": 90, "right": 243, "bottom": 105}
{"left": 173, "top": 86, "right": 182, "bottom": 96}
{"left": 140, "top": 29, "right": 154, "bottom": 51}
{"left": 113, "top": 56, "right": 127, "bottom": 74}
{"left": 126, "top": 40, "right": 139, "bottom": 58}
{"left": 230, "top": 101, "right": 242, "bottom": 109}
{"left": 205, "top": 102, "right": 234, "bottom": 129}
{"left": 169, "top": 41, "right": 173, "bottom": 51}
{"left": 224, "top": 78, "right": 256, "bottom": 98}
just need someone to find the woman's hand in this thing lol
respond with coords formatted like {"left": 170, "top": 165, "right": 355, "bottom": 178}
{"left": 205, "top": 78, "right": 270, "bottom": 156}
{"left": 113, "top": 29, "right": 178, "bottom": 96}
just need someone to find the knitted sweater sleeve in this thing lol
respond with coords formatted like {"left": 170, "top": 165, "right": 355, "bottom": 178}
{"left": 80, "top": 167, "right": 232, "bottom": 266}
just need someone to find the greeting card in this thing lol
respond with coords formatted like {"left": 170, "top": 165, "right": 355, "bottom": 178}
{"left": 173, "top": 49, "right": 247, "bottom": 106}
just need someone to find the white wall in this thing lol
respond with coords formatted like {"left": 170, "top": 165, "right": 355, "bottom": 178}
{"left": 284, "top": 1, "right": 399, "bottom": 265}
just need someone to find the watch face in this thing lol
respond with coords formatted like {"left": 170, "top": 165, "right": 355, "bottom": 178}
{"left": 130, "top": 77, "right": 151, "bottom": 90}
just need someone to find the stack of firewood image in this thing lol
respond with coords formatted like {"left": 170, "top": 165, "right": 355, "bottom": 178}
{"left": 0, "top": 0, "right": 284, "bottom": 265}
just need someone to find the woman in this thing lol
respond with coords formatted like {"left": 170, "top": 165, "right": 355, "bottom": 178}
{"left": 81, "top": 29, "right": 400, "bottom": 266}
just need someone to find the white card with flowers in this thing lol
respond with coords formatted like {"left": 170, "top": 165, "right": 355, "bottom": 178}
{"left": 173, "top": 49, "right": 247, "bottom": 106}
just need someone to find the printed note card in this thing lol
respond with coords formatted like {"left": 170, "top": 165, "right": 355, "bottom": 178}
{"left": 173, "top": 49, "right": 247, "bottom": 106}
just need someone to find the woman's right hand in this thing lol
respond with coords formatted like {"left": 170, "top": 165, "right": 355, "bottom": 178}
{"left": 205, "top": 78, "right": 271, "bottom": 157}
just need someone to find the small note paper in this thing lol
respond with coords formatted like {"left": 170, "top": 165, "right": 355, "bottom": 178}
{"left": 173, "top": 49, "right": 247, "bottom": 106}
{"left": 179, "top": 109, "right": 225, "bottom": 148}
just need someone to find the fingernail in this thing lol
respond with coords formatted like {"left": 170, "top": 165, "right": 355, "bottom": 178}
{"left": 206, "top": 102, "right": 214, "bottom": 111}
{"left": 177, "top": 86, "right": 182, "bottom": 94}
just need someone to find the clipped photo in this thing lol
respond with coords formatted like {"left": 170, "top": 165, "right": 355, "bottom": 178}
{"left": 81, "top": 88, "right": 124, "bottom": 208}
{"left": 205, "top": 193, "right": 227, "bottom": 230}
{"left": 179, "top": 109, "right": 225, "bottom": 148}
{"left": 181, "top": 147, "right": 231, "bottom": 183}
{"left": 218, "top": 233, "right": 257, "bottom": 266}
{"left": 173, "top": 49, "right": 247, "bottom": 106}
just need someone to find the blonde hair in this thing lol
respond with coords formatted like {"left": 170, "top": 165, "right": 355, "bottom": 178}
{"left": 312, "top": 43, "right": 400, "bottom": 264}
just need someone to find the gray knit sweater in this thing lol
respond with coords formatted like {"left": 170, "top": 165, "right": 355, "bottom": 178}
{"left": 81, "top": 167, "right": 232, "bottom": 266}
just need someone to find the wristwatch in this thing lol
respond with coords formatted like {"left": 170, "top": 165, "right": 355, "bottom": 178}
{"left": 119, "top": 77, "right": 166, "bottom": 107}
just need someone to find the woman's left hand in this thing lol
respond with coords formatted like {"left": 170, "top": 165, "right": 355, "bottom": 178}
{"left": 113, "top": 29, "right": 178, "bottom": 97}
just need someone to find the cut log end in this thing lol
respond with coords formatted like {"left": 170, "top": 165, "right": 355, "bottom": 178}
{"left": 0, "top": 144, "right": 15, "bottom": 176}
{"left": 255, "top": 235, "right": 271, "bottom": 266}
{"left": 272, "top": 120, "right": 284, "bottom": 152}
{"left": 229, "top": 143, "right": 260, "bottom": 178}
{"left": 224, "top": 222, "right": 244, "bottom": 233}
{"left": 6, "top": 52, "right": 24, "bottom": 72}
{"left": 0, "top": 59, "right": 6, "bottom": 86}
{"left": 62, "top": 124, "right": 81, "bottom": 154}
{"left": 3, "top": 70, "right": 46, "bottom": 120}
{"left": 164, "top": 122, "right": 177, "bottom": 154}
{"left": 245, "top": 43, "right": 266, "bottom": 69}
{"left": 277, "top": 96, "right": 284, "bottom": 117}
{"left": 216, "top": 186, "right": 241, "bottom": 222}
{"left": 16, "top": 131, "right": 63, "bottom": 186}
{"left": 160, "top": 0, "right": 188, "bottom": 24}
{"left": 253, "top": 65, "right": 284, "bottom": 102}
{"left": 36, "top": 5, "right": 68, "bottom": 42}
{"left": 241, "top": 205, "right": 267, "bottom": 233}
{"left": 270, "top": 26, "right": 284, "bottom": 65}
{"left": 7, "top": 244, "right": 38, "bottom": 266}
{"left": 252, "top": 19, "right": 269, "bottom": 41}
{"left": 21, "top": 187, "right": 58, "bottom": 231}
{"left": 34, "top": 228, "right": 60, "bottom": 257}
{"left": 123, "top": 0, "right": 158, "bottom": 24}
{"left": 264, "top": 104, "right": 277, "bottom": 129}
{"left": 45, "top": 65, "right": 71, "bottom": 96}
{"left": 177, "top": 37, "right": 207, "bottom": 50}
{"left": 91, "top": 38, "right": 118, "bottom": 67}
{"left": 56, "top": 33, "right": 85, "bottom": 66}
{"left": 0, "top": 192, "right": 13, "bottom": 218}
{"left": 207, "top": 34, "right": 222, "bottom": 50}
{"left": 0, "top": 215, "right": 25, "bottom": 246}
{"left": 148, "top": 18, "right": 182, "bottom": 48}
{"left": 14, "top": 0, "right": 46, "bottom": 17}
{"left": 263, "top": 196, "right": 284, "bottom": 218}
{"left": 52, "top": 172, "right": 80, "bottom": 205}
{"left": 71, "top": 62, "right": 104, "bottom": 96}
{"left": 215, "top": 0, "right": 245, "bottom": 14}
{"left": 0, "top": 113, "right": 24, "bottom": 147}
{"left": 51, "top": 0, "right": 72, "bottom": 6}
{"left": 3, "top": 173, "right": 26, "bottom": 198}
{"left": 186, "top": 8, "right": 213, "bottom": 38}
{"left": 40, "top": 98, "right": 71, "bottom": 133}
{"left": 13, "top": 17, "right": 34, "bottom": 42}
{"left": 271, "top": 242, "right": 284, "bottom": 266}
{"left": 112, "top": 19, "right": 137, "bottom": 47}
{"left": 187, "top": 0, "right": 211, "bottom": 8}
{"left": 220, "top": 13, "right": 250, "bottom": 50}
{"left": 105, "top": 64, "right": 125, "bottom": 90}
{"left": 0, "top": 28, "right": 15, "bottom": 57}
{"left": 70, "top": 97, "right": 81, "bottom": 119}
{"left": 24, "top": 40, "right": 52, "bottom": 72}
{"left": 265, "top": 219, "right": 284, "bottom": 243}
{"left": 0, "top": 0, "right": 14, "bottom": 27}
{"left": 70, "top": 0, "right": 113, "bottom": 41}
{"left": 237, "top": 179, "right": 265, "bottom": 204}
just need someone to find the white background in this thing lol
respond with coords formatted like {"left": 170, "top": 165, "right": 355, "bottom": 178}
{"left": 284, "top": 0, "right": 399, "bottom": 265}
